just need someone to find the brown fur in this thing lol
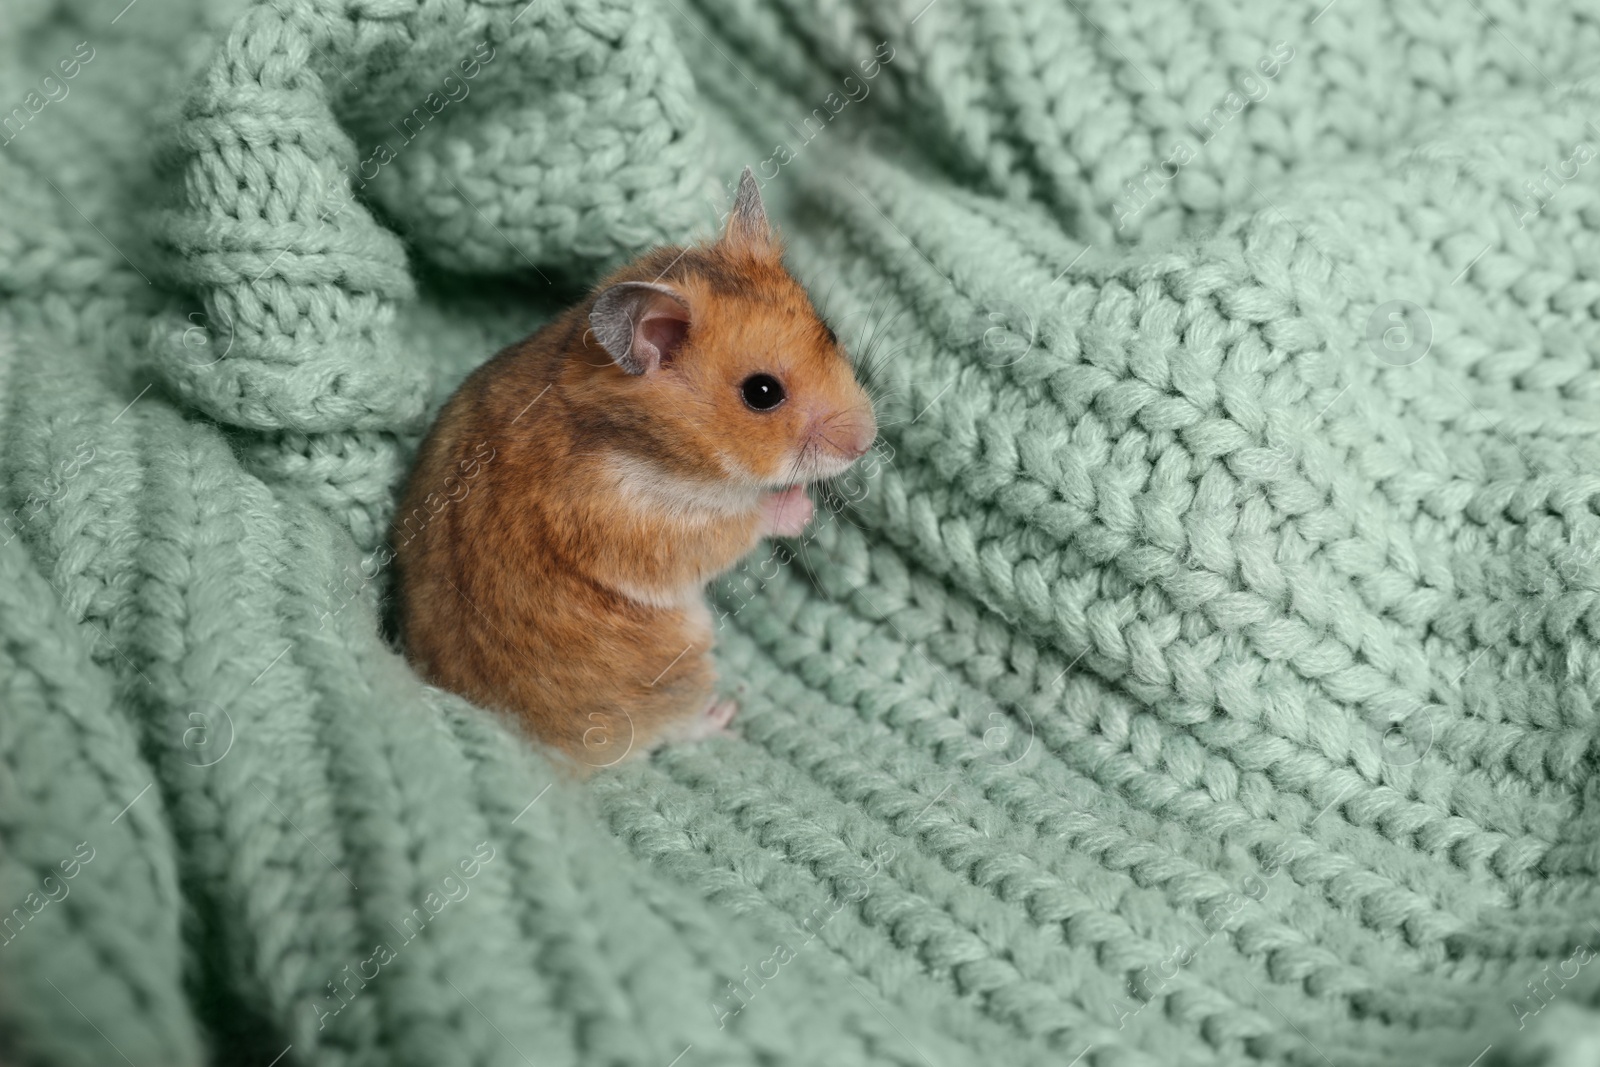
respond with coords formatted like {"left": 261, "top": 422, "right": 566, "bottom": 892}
{"left": 392, "top": 186, "right": 875, "bottom": 773}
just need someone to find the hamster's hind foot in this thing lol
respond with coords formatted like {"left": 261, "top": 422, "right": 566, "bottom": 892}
{"left": 681, "top": 695, "right": 739, "bottom": 741}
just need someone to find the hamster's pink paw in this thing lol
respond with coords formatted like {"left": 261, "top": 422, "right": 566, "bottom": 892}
{"left": 683, "top": 696, "right": 739, "bottom": 741}
{"left": 761, "top": 486, "right": 813, "bottom": 537}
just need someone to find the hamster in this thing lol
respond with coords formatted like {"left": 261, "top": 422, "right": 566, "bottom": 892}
{"left": 392, "top": 168, "right": 878, "bottom": 772}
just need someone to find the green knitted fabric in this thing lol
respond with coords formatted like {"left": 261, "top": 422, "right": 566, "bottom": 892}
{"left": 5, "top": 0, "right": 1600, "bottom": 1064}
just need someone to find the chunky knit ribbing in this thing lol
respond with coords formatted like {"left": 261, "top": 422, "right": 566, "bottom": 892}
{"left": 4, "top": 0, "right": 1600, "bottom": 1065}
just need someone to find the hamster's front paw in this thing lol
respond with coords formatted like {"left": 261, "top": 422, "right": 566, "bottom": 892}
{"left": 761, "top": 486, "right": 813, "bottom": 537}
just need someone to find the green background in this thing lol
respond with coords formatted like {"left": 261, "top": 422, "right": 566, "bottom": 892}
{"left": 3, "top": 1, "right": 1600, "bottom": 1064}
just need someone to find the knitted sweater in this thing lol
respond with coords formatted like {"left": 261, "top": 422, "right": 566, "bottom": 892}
{"left": 4, "top": 1, "right": 1600, "bottom": 1065}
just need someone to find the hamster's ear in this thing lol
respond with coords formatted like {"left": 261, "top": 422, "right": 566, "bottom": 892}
{"left": 721, "top": 167, "right": 774, "bottom": 253}
{"left": 589, "top": 281, "right": 691, "bottom": 375}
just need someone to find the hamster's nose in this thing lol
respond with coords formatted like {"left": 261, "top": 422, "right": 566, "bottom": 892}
{"left": 843, "top": 410, "right": 877, "bottom": 458}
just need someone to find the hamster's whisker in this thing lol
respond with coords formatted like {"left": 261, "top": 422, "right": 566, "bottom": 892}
{"left": 816, "top": 476, "right": 866, "bottom": 532}
{"left": 865, "top": 392, "right": 904, "bottom": 414}
{"left": 795, "top": 458, "right": 832, "bottom": 575}
{"left": 816, "top": 476, "right": 851, "bottom": 511}
{"left": 854, "top": 306, "right": 892, "bottom": 375}
{"left": 867, "top": 304, "right": 912, "bottom": 360}
{"left": 875, "top": 332, "right": 915, "bottom": 367}
{"left": 814, "top": 433, "right": 849, "bottom": 456}
{"left": 844, "top": 281, "right": 889, "bottom": 355}
{"left": 779, "top": 439, "right": 808, "bottom": 488}
{"left": 856, "top": 336, "right": 912, "bottom": 390}
{"left": 859, "top": 297, "right": 909, "bottom": 357}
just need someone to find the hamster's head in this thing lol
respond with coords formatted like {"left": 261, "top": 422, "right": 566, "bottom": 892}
{"left": 576, "top": 169, "right": 877, "bottom": 496}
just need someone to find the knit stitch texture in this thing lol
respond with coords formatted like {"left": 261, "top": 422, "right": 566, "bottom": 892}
{"left": 4, "top": 1, "right": 1600, "bottom": 1065}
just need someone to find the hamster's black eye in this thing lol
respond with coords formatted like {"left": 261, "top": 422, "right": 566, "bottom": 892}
{"left": 741, "top": 373, "right": 786, "bottom": 411}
